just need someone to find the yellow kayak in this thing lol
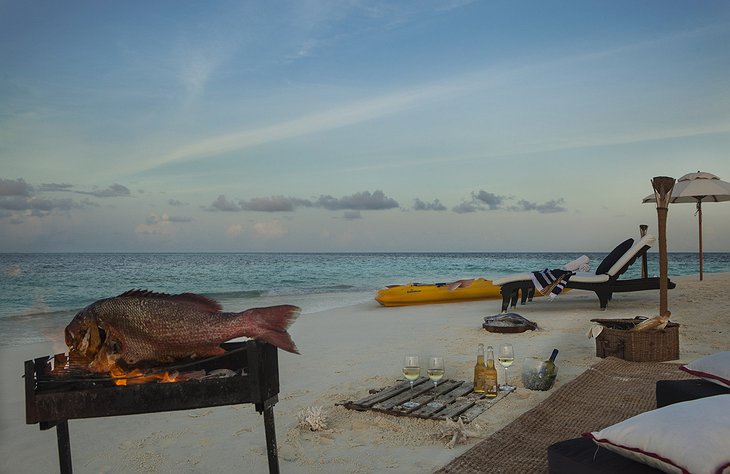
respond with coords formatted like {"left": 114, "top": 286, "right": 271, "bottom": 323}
{"left": 375, "top": 278, "right": 503, "bottom": 307}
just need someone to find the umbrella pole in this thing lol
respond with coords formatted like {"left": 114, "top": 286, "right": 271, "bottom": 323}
{"left": 697, "top": 200, "right": 703, "bottom": 281}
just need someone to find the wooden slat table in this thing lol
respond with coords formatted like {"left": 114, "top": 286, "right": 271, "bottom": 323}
{"left": 340, "top": 377, "right": 511, "bottom": 423}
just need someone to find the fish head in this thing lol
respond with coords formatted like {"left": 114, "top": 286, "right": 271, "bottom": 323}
{"left": 88, "top": 337, "right": 124, "bottom": 373}
{"left": 64, "top": 306, "right": 104, "bottom": 359}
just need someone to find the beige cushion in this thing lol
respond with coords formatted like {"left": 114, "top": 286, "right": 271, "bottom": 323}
{"left": 680, "top": 351, "right": 730, "bottom": 389}
{"left": 606, "top": 234, "right": 655, "bottom": 276}
{"left": 585, "top": 395, "right": 730, "bottom": 474}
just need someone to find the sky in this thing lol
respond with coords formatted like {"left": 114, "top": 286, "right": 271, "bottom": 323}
{"left": 1, "top": 1, "right": 729, "bottom": 253}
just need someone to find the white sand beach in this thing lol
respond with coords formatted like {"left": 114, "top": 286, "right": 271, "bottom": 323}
{"left": 1, "top": 273, "right": 728, "bottom": 473}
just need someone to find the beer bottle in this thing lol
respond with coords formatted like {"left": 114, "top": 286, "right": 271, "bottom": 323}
{"left": 473, "top": 343, "right": 487, "bottom": 393}
{"left": 485, "top": 345, "right": 498, "bottom": 398}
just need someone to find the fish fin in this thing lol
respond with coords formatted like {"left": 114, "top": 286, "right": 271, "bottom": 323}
{"left": 243, "top": 305, "right": 301, "bottom": 354}
{"left": 118, "top": 289, "right": 223, "bottom": 312}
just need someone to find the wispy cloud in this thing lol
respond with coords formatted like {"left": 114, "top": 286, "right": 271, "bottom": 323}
{"left": 135, "top": 82, "right": 466, "bottom": 174}
{"left": 108, "top": 18, "right": 730, "bottom": 183}
{"left": 75, "top": 184, "right": 132, "bottom": 198}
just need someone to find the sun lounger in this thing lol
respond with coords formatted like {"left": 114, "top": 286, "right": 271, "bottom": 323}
{"left": 494, "top": 234, "right": 676, "bottom": 311}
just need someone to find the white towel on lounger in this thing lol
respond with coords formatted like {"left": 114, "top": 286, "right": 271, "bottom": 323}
{"left": 562, "top": 255, "right": 590, "bottom": 273}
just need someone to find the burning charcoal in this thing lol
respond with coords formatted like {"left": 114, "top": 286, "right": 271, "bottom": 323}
{"left": 202, "top": 368, "right": 237, "bottom": 379}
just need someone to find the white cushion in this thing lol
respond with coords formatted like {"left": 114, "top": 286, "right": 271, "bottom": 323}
{"left": 568, "top": 272, "right": 610, "bottom": 284}
{"left": 494, "top": 271, "right": 611, "bottom": 286}
{"left": 680, "top": 352, "right": 730, "bottom": 389}
{"left": 585, "top": 395, "right": 730, "bottom": 474}
{"left": 606, "top": 234, "right": 656, "bottom": 276}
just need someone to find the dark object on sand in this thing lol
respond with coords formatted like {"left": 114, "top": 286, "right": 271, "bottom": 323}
{"left": 483, "top": 313, "right": 538, "bottom": 333}
{"left": 65, "top": 289, "right": 300, "bottom": 373}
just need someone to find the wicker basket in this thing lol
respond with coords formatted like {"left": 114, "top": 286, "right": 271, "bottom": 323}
{"left": 591, "top": 318, "right": 680, "bottom": 362}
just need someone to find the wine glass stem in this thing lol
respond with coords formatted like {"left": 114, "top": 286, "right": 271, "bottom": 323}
{"left": 410, "top": 381, "right": 414, "bottom": 400}
{"left": 504, "top": 367, "right": 509, "bottom": 386}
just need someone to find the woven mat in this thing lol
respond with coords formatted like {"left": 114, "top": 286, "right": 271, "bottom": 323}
{"left": 435, "top": 357, "right": 692, "bottom": 474}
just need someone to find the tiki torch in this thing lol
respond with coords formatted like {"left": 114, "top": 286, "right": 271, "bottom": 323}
{"left": 650, "top": 176, "right": 675, "bottom": 315}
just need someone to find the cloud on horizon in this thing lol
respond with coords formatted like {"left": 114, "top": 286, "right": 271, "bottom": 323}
{"left": 413, "top": 198, "right": 447, "bottom": 211}
{"left": 240, "top": 196, "right": 313, "bottom": 212}
{"left": 0, "top": 178, "right": 34, "bottom": 196}
{"left": 206, "top": 188, "right": 566, "bottom": 216}
{"left": 206, "top": 190, "right": 400, "bottom": 213}
{"left": 314, "top": 190, "right": 399, "bottom": 211}
{"left": 452, "top": 189, "right": 567, "bottom": 214}
{"left": 1, "top": 177, "right": 568, "bottom": 231}
{"left": 0, "top": 177, "right": 135, "bottom": 223}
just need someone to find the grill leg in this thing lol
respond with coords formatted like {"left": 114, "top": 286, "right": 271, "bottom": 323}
{"left": 262, "top": 405, "right": 279, "bottom": 474}
{"left": 57, "top": 420, "right": 73, "bottom": 474}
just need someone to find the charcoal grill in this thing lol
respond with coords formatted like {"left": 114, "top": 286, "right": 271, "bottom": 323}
{"left": 25, "top": 340, "right": 281, "bottom": 474}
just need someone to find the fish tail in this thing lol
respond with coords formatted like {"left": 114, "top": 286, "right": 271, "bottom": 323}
{"left": 242, "top": 305, "right": 301, "bottom": 354}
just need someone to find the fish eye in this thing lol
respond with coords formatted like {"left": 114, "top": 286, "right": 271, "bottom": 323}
{"left": 108, "top": 340, "right": 121, "bottom": 354}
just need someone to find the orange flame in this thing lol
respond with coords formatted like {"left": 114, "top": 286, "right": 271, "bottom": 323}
{"left": 110, "top": 367, "right": 179, "bottom": 386}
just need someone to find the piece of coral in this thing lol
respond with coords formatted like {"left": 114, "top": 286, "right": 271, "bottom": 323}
{"left": 296, "top": 406, "right": 328, "bottom": 432}
{"left": 434, "top": 418, "right": 483, "bottom": 448}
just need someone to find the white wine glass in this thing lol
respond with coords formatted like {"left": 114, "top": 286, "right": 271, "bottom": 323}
{"left": 498, "top": 343, "right": 515, "bottom": 391}
{"left": 427, "top": 356, "right": 445, "bottom": 389}
{"left": 403, "top": 355, "right": 420, "bottom": 403}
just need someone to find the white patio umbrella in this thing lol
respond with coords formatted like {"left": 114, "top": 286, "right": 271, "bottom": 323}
{"left": 643, "top": 171, "right": 730, "bottom": 280}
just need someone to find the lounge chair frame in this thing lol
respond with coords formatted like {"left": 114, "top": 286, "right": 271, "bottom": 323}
{"left": 498, "top": 236, "right": 676, "bottom": 311}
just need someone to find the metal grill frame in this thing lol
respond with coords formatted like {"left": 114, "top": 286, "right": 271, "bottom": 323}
{"left": 25, "top": 341, "right": 281, "bottom": 474}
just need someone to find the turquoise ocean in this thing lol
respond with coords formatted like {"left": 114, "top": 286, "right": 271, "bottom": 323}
{"left": 1, "top": 252, "right": 728, "bottom": 347}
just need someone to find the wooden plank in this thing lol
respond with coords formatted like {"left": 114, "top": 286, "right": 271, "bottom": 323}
{"left": 435, "top": 398, "right": 477, "bottom": 420}
{"left": 344, "top": 377, "right": 429, "bottom": 409}
{"left": 409, "top": 380, "right": 464, "bottom": 418}
{"left": 434, "top": 381, "right": 475, "bottom": 403}
{"left": 459, "top": 400, "right": 493, "bottom": 423}
{"left": 449, "top": 390, "right": 510, "bottom": 422}
{"left": 372, "top": 379, "right": 436, "bottom": 412}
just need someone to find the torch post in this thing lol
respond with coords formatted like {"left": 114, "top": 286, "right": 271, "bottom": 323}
{"left": 650, "top": 177, "right": 675, "bottom": 315}
{"left": 639, "top": 224, "right": 648, "bottom": 279}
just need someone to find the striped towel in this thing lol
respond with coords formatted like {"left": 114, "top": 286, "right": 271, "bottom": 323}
{"left": 530, "top": 269, "right": 573, "bottom": 299}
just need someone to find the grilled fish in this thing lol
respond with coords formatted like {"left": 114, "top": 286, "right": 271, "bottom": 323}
{"left": 65, "top": 290, "right": 300, "bottom": 373}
